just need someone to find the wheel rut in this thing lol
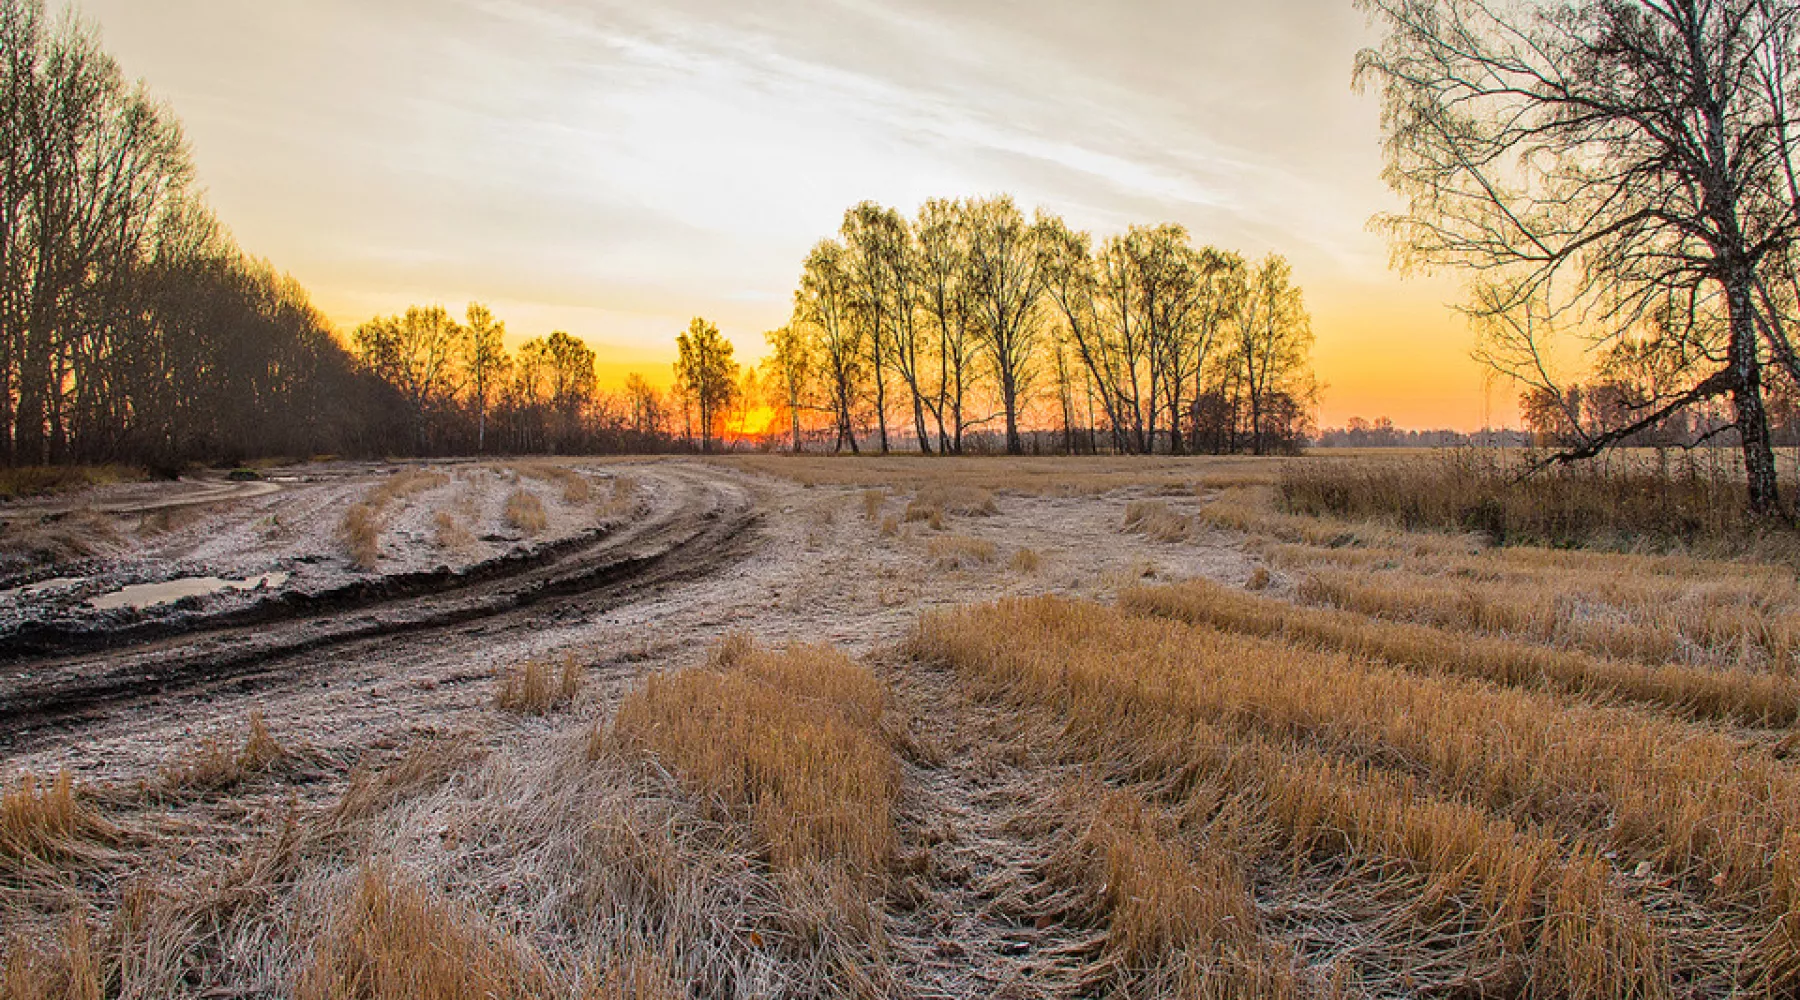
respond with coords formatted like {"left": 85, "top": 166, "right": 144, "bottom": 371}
{"left": 0, "top": 465, "right": 761, "bottom": 748}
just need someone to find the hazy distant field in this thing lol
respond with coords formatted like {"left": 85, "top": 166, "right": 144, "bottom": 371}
{"left": 3, "top": 453, "right": 1797, "bottom": 996}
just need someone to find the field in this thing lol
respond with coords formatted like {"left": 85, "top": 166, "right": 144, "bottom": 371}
{"left": 1, "top": 452, "right": 1796, "bottom": 997}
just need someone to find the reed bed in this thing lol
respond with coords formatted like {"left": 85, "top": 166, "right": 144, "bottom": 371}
{"left": 912, "top": 598, "right": 1670, "bottom": 995}
{"left": 1123, "top": 577, "right": 1800, "bottom": 726}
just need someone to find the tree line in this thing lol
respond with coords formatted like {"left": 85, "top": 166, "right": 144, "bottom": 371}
{"left": 0, "top": 0, "right": 382, "bottom": 470}
{"left": 756, "top": 197, "right": 1318, "bottom": 456}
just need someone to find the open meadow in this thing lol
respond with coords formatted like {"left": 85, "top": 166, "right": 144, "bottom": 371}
{"left": 1, "top": 452, "right": 1796, "bottom": 997}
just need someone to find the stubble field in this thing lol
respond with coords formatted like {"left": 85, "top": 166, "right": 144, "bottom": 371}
{"left": 1, "top": 452, "right": 1795, "bottom": 998}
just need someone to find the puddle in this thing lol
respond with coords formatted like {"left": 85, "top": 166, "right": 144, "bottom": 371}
{"left": 87, "top": 572, "right": 290, "bottom": 611}
{"left": 0, "top": 576, "right": 87, "bottom": 600}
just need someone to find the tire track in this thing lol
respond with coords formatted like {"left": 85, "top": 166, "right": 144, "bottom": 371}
{"left": 0, "top": 465, "right": 760, "bottom": 745}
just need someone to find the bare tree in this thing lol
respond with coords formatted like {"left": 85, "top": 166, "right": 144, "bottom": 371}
{"left": 1357, "top": 0, "right": 1800, "bottom": 517}
{"left": 463, "top": 303, "right": 508, "bottom": 454}
{"left": 674, "top": 317, "right": 738, "bottom": 454}
{"left": 796, "top": 240, "right": 864, "bottom": 453}
{"left": 915, "top": 198, "right": 980, "bottom": 453}
{"left": 354, "top": 306, "right": 463, "bottom": 454}
{"left": 965, "top": 196, "right": 1050, "bottom": 455}
{"left": 762, "top": 322, "right": 815, "bottom": 452}
{"left": 1232, "top": 255, "right": 1315, "bottom": 455}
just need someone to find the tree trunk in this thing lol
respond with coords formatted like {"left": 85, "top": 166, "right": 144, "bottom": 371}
{"left": 1725, "top": 274, "right": 1783, "bottom": 517}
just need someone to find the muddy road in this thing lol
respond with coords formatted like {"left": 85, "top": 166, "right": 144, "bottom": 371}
{"left": 0, "top": 463, "right": 759, "bottom": 754}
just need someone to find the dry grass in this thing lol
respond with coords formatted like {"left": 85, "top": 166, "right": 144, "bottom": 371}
{"left": 1121, "top": 499, "right": 1195, "bottom": 542}
{"left": 1125, "top": 577, "right": 1800, "bottom": 726}
{"left": 495, "top": 655, "right": 582, "bottom": 715}
{"left": 0, "top": 464, "right": 140, "bottom": 499}
{"left": 432, "top": 511, "right": 473, "bottom": 551}
{"left": 912, "top": 597, "right": 1669, "bottom": 995}
{"left": 1281, "top": 449, "right": 1791, "bottom": 553}
{"left": 295, "top": 866, "right": 552, "bottom": 1000}
{"left": 1009, "top": 547, "right": 1041, "bottom": 573}
{"left": 710, "top": 454, "right": 1284, "bottom": 495}
{"left": 879, "top": 514, "right": 899, "bottom": 538}
{"left": 0, "top": 915, "right": 103, "bottom": 1000}
{"left": 605, "top": 636, "right": 896, "bottom": 874}
{"left": 338, "top": 467, "right": 451, "bottom": 570}
{"left": 0, "top": 511, "right": 120, "bottom": 570}
{"left": 0, "top": 773, "right": 121, "bottom": 875}
{"left": 505, "top": 490, "right": 548, "bottom": 536}
{"left": 156, "top": 711, "right": 291, "bottom": 794}
{"left": 904, "top": 483, "right": 998, "bottom": 525}
{"left": 598, "top": 475, "right": 639, "bottom": 520}
{"left": 515, "top": 462, "right": 592, "bottom": 504}
{"left": 926, "top": 534, "right": 997, "bottom": 570}
{"left": 861, "top": 488, "right": 884, "bottom": 521}
{"left": 1297, "top": 563, "right": 1800, "bottom": 675}
{"left": 340, "top": 503, "right": 381, "bottom": 570}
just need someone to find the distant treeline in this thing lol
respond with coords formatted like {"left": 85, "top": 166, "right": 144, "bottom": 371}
{"left": 1312, "top": 419, "right": 1531, "bottom": 449}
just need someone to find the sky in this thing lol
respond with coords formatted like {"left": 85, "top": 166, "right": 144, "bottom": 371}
{"left": 68, "top": 0, "right": 1506, "bottom": 430}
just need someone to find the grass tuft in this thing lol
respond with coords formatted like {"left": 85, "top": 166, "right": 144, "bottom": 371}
{"left": 495, "top": 655, "right": 582, "bottom": 715}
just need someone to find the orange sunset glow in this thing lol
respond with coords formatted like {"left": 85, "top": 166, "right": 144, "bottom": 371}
{"left": 66, "top": 0, "right": 1502, "bottom": 431}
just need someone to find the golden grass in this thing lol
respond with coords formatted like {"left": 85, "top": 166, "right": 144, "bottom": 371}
{"left": 1119, "top": 586, "right": 1800, "bottom": 892}
{"left": 1298, "top": 564, "right": 1800, "bottom": 675}
{"left": 903, "top": 483, "right": 997, "bottom": 525}
{"left": 0, "top": 773, "right": 120, "bottom": 873}
{"left": 515, "top": 462, "right": 592, "bottom": 505}
{"left": 1049, "top": 785, "right": 1288, "bottom": 986}
{"left": 1009, "top": 547, "right": 1041, "bottom": 573}
{"left": 495, "top": 655, "right": 582, "bottom": 715}
{"left": 1281, "top": 450, "right": 1785, "bottom": 552}
{"left": 157, "top": 711, "right": 290, "bottom": 794}
{"left": 1124, "top": 577, "right": 1800, "bottom": 726}
{"left": 1121, "top": 499, "right": 1195, "bottom": 542}
{"left": 295, "top": 867, "right": 552, "bottom": 1000}
{"left": 925, "top": 534, "right": 997, "bottom": 570}
{"left": 505, "top": 490, "right": 548, "bottom": 536}
{"left": 861, "top": 488, "right": 884, "bottom": 521}
{"left": 605, "top": 637, "right": 896, "bottom": 874}
{"left": 878, "top": 514, "right": 899, "bottom": 538}
{"left": 340, "top": 503, "right": 381, "bottom": 570}
{"left": 912, "top": 597, "right": 1668, "bottom": 995}
{"left": 432, "top": 511, "right": 473, "bottom": 551}
{"left": 0, "top": 916, "right": 102, "bottom": 1000}
{"left": 339, "top": 467, "right": 451, "bottom": 570}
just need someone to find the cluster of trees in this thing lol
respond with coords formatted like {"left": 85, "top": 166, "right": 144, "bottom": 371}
{"left": 1359, "top": 0, "right": 1800, "bottom": 517}
{"left": 0, "top": 0, "right": 374, "bottom": 469}
{"left": 759, "top": 197, "right": 1317, "bottom": 456}
{"left": 351, "top": 304, "right": 691, "bottom": 456}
